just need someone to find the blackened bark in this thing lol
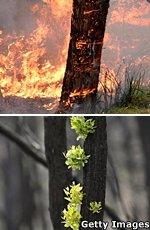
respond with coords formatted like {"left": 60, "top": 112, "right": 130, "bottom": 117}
{"left": 81, "top": 117, "right": 108, "bottom": 224}
{"left": 44, "top": 117, "right": 72, "bottom": 230}
{"left": 59, "top": 0, "right": 110, "bottom": 111}
{"left": 137, "top": 117, "right": 150, "bottom": 219}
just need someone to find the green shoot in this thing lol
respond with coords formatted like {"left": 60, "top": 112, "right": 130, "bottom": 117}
{"left": 70, "top": 117, "right": 96, "bottom": 140}
{"left": 65, "top": 145, "right": 90, "bottom": 170}
{"left": 89, "top": 201, "right": 102, "bottom": 214}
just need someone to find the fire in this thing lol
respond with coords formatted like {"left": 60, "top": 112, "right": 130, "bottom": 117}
{"left": 111, "top": 1, "right": 150, "bottom": 26}
{"left": 0, "top": 0, "right": 149, "bottom": 110}
{"left": 99, "top": 67, "right": 119, "bottom": 95}
{"left": 103, "top": 0, "right": 150, "bottom": 70}
{"left": 70, "top": 88, "right": 96, "bottom": 99}
{"left": 0, "top": 0, "right": 72, "bottom": 101}
{"left": 50, "top": 0, "right": 73, "bottom": 18}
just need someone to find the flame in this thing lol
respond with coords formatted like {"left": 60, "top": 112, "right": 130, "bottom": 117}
{"left": 0, "top": 0, "right": 149, "bottom": 110}
{"left": 111, "top": 1, "right": 150, "bottom": 26}
{"left": 70, "top": 88, "right": 96, "bottom": 99}
{"left": 99, "top": 67, "right": 119, "bottom": 95}
{"left": 0, "top": 0, "right": 72, "bottom": 100}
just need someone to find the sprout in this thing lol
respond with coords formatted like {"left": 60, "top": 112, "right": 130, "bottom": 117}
{"left": 62, "top": 183, "right": 83, "bottom": 230}
{"left": 62, "top": 205, "right": 81, "bottom": 230}
{"left": 89, "top": 201, "right": 102, "bottom": 214}
{"left": 65, "top": 145, "right": 90, "bottom": 170}
{"left": 70, "top": 117, "right": 96, "bottom": 140}
{"left": 64, "top": 182, "right": 83, "bottom": 206}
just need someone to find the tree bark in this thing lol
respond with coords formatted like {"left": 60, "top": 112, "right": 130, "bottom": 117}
{"left": 59, "top": 0, "right": 110, "bottom": 111}
{"left": 44, "top": 117, "right": 72, "bottom": 230}
{"left": 137, "top": 117, "right": 150, "bottom": 219}
{"left": 1, "top": 117, "right": 36, "bottom": 230}
{"left": 0, "top": 121, "right": 47, "bottom": 168}
{"left": 81, "top": 117, "right": 108, "bottom": 224}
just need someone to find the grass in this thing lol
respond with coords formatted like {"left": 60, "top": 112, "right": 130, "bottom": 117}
{"left": 100, "top": 64, "right": 150, "bottom": 114}
{"left": 107, "top": 105, "right": 150, "bottom": 114}
{"left": 107, "top": 87, "right": 150, "bottom": 114}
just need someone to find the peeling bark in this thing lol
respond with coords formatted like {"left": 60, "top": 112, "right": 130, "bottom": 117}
{"left": 59, "top": 0, "right": 110, "bottom": 111}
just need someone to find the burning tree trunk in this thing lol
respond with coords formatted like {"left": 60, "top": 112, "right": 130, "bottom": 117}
{"left": 59, "top": 0, "right": 110, "bottom": 112}
{"left": 81, "top": 117, "right": 108, "bottom": 223}
{"left": 44, "top": 117, "right": 72, "bottom": 230}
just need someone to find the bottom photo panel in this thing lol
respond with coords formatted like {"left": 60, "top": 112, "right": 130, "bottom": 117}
{"left": 0, "top": 116, "right": 149, "bottom": 230}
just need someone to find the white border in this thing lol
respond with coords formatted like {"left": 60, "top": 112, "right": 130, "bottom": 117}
{"left": 0, "top": 114, "right": 149, "bottom": 116}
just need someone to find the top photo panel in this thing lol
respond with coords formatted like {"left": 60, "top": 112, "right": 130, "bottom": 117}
{"left": 0, "top": 0, "right": 150, "bottom": 114}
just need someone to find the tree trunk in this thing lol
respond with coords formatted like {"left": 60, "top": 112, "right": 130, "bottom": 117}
{"left": 81, "top": 117, "right": 108, "bottom": 223}
{"left": 44, "top": 117, "right": 72, "bottom": 230}
{"left": 137, "top": 117, "right": 150, "bottom": 219}
{"left": 59, "top": 0, "right": 110, "bottom": 111}
{"left": 1, "top": 117, "right": 36, "bottom": 230}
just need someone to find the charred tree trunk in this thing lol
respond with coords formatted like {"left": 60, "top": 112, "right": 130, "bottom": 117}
{"left": 59, "top": 0, "right": 110, "bottom": 112}
{"left": 44, "top": 117, "right": 72, "bottom": 230}
{"left": 81, "top": 117, "right": 108, "bottom": 224}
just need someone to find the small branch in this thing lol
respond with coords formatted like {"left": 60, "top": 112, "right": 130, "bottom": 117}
{"left": 0, "top": 122, "right": 48, "bottom": 168}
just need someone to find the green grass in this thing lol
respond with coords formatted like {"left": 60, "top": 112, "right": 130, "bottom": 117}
{"left": 107, "top": 106, "right": 150, "bottom": 114}
{"left": 99, "top": 64, "right": 150, "bottom": 114}
{"left": 107, "top": 88, "right": 150, "bottom": 114}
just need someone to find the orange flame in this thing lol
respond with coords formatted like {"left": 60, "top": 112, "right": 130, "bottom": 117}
{"left": 0, "top": 0, "right": 149, "bottom": 110}
{"left": 0, "top": 0, "right": 72, "bottom": 100}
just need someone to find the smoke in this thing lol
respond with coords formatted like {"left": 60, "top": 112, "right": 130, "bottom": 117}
{"left": 102, "top": 0, "right": 150, "bottom": 79}
{"left": 0, "top": 0, "right": 72, "bottom": 64}
{"left": 0, "top": 0, "right": 38, "bottom": 33}
{"left": 0, "top": 0, "right": 149, "bottom": 101}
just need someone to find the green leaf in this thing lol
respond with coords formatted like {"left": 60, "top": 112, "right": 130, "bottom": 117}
{"left": 62, "top": 183, "right": 83, "bottom": 230}
{"left": 70, "top": 117, "right": 96, "bottom": 140}
{"left": 62, "top": 205, "right": 82, "bottom": 230}
{"left": 65, "top": 145, "right": 90, "bottom": 170}
{"left": 89, "top": 201, "right": 102, "bottom": 214}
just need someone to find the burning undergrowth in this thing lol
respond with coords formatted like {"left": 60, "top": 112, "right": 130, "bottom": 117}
{"left": 0, "top": 0, "right": 72, "bottom": 110}
{"left": 0, "top": 0, "right": 150, "bottom": 113}
{"left": 64, "top": 63, "right": 150, "bottom": 114}
{"left": 100, "top": 64, "right": 150, "bottom": 111}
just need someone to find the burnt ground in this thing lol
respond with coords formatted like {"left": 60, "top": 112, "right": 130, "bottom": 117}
{"left": 0, "top": 96, "right": 105, "bottom": 114}
{"left": 0, "top": 96, "right": 58, "bottom": 114}
{"left": 0, "top": 96, "right": 94, "bottom": 114}
{"left": 0, "top": 96, "right": 91, "bottom": 114}
{"left": 0, "top": 91, "right": 149, "bottom": 114}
